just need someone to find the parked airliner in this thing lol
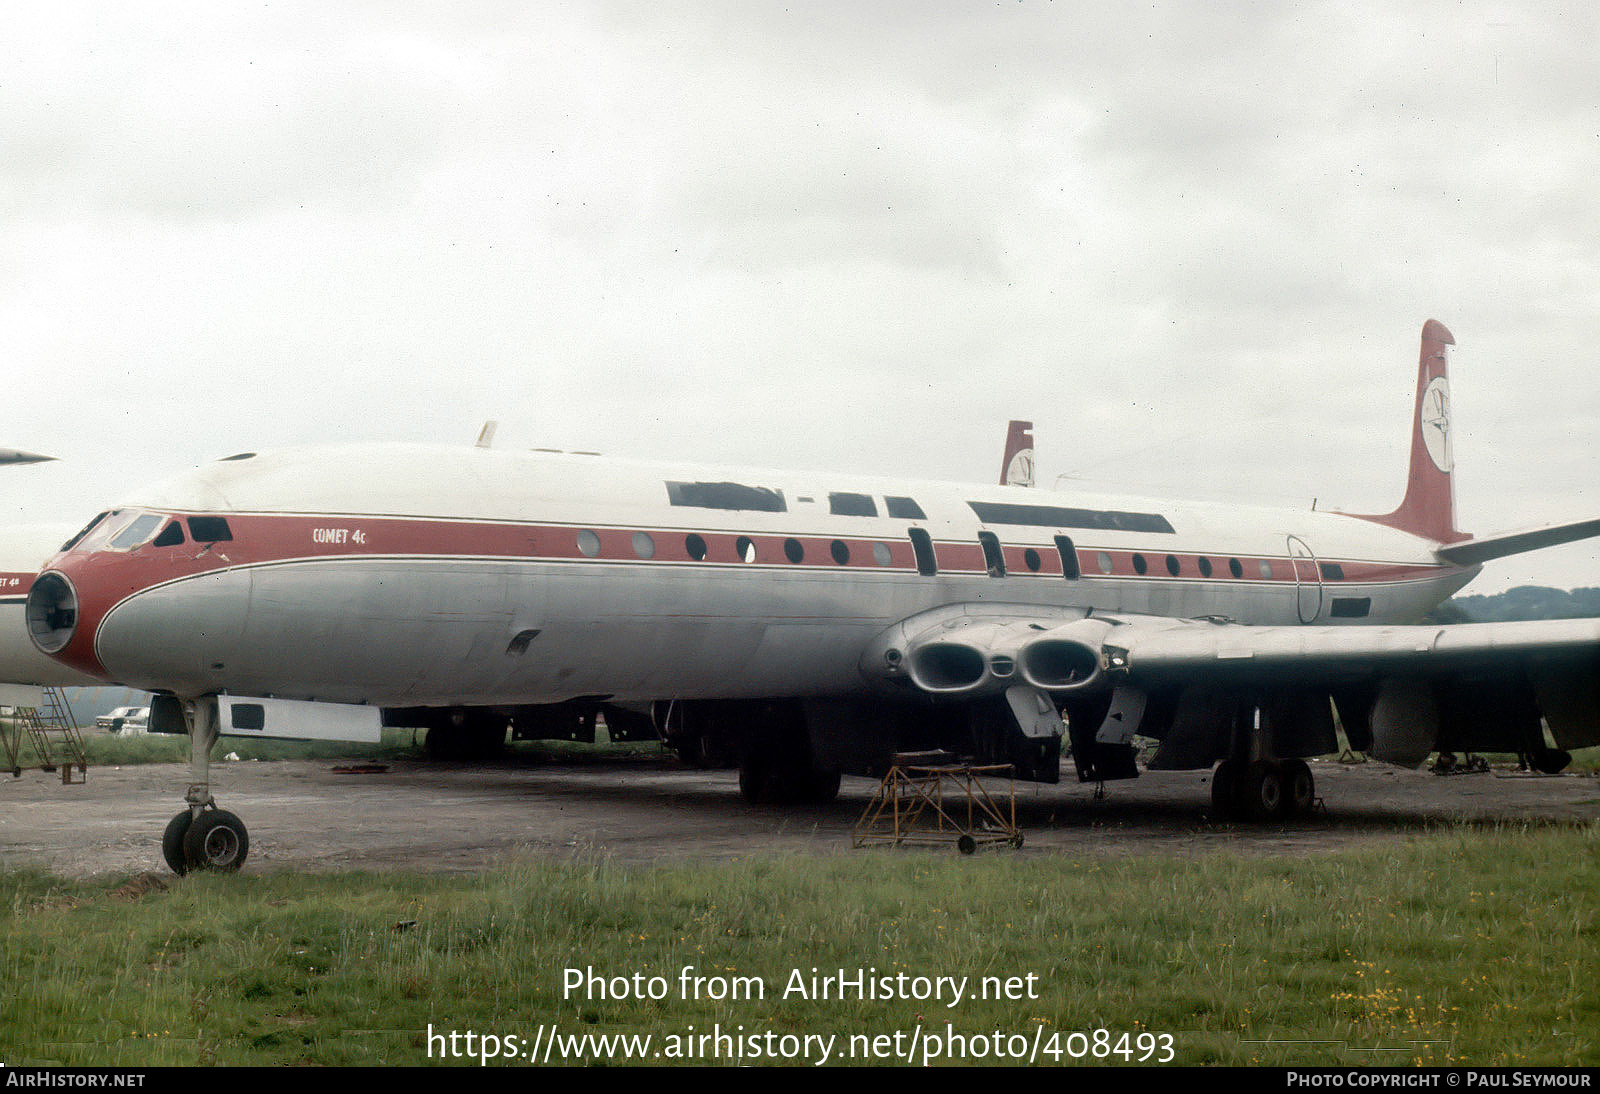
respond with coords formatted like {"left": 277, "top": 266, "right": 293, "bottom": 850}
{"left": 23, "top": 320, "right": 1600, "bottom": 873}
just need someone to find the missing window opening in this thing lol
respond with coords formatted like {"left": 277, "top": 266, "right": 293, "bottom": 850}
{"left": 885, "top": 496, "right": 927, "bottom": 520}
{"left": 666, "top": 481, "right": 787, "bottom": 513}
{"left": 828, "top": 492, "right": 877, "bottom": 517}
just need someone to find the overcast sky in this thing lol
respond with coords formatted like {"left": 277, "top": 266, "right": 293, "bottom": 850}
{"left": 3, "top": 1, "right": 1596, "bottom": 592}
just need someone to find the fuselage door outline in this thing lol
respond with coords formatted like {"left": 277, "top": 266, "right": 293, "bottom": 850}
{"left": 1287, "top": 534, "right": 1323, "bottom": 624}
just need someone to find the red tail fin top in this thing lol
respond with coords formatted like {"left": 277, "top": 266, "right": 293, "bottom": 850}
{"left": 1348, "top": 320, "right": 1467, "bottom": 544}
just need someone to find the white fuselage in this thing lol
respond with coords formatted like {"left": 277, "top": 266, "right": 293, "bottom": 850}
{"left": 36, "top": 444, "right": 1477, "bottom": 706}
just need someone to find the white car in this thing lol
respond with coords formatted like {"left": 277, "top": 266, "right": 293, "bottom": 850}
{"left": 94, "top": 706, "right": 150, "bottom": 734}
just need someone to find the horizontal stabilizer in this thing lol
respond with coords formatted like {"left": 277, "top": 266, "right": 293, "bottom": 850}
{"left": 1434, "top": 517, "right": 1600, "bottom": 566}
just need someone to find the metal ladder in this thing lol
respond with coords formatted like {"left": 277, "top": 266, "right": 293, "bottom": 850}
{"left": 2, "top": 688, "right": 86, "bottom": 783}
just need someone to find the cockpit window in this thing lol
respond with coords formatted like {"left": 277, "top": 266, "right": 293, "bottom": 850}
{"left": 61, "top": 512, "right": 108, "bottom": 552}
{"left": 152, "top": 521, "right": 186, "bottom": 547}
{"left": 107, "top": 512, "right": 165, "bottom": 550}
{"left": 75, "top": 510, "right": 139, "bottom": 553}
{"left": 188, "top": 516, "right": 234, "bottom": 543}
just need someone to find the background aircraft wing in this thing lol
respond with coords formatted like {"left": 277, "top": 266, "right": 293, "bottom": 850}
{"left": 0, "top": 448, "right": 55, "bottom": 465}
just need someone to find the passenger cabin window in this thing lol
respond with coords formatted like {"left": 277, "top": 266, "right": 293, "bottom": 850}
{"left": 978, "top": 532, "right": 1006, "bottom": 577}
{"left": 907, "top": 528, "right": 938, "bottom": 576}
{"left": 1319, "top": 562, "right": 1347, "bottom": 581}
{"left": 188, "top": 516, "right": 234, "bottom": 543}
{"left": 828, "top": 492, "right": 877, "bottom": 517}
{"left": 885, "top": 496, "right": 927, "bottom": 520}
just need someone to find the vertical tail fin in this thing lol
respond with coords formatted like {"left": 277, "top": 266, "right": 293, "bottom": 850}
{"left": 1000, "top": 420, "right": 1035, "bottom": 487}
{"left": 1347, "top": 319, "right": 1467, "bottom": 544}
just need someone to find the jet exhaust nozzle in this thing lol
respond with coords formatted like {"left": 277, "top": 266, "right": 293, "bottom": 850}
{"left": 1017, "top": 620, "right": 1114, "bottom": 694}
{"left": 905, "top": 622, "right": 1031, "bottom": 696}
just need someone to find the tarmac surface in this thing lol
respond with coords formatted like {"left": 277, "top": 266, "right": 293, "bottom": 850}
{"left": 2, "top": 751, "right": 1597, "bottom": 877}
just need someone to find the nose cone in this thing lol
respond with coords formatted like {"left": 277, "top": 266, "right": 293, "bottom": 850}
{"left": 25, "top": 571, "right": 78, "bottom": 655}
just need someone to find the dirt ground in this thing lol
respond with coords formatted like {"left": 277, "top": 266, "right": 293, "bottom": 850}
{"left": 2, "top": 750, "right": 1597, "bottom": 879}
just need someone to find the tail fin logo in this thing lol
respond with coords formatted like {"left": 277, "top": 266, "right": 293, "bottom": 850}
{"left": 1421, "top": 376, "right": 1452, "bottom": 472}
{"left": 1005, "top": 448, "right": 1036, "bottom": 487}
{"left": 1000, "top": 420, "right": 1036, "bottom": 487}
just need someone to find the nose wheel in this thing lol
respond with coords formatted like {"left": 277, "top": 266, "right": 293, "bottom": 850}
{"left": 162, "top": 808, "right": 250, "bottom": 875}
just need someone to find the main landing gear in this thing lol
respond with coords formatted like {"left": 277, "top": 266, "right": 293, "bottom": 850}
{"left": 1211, "top": 757, "right": 1317, "bottom": 822}
{"left": 161, "top": 697, "right": 250, "bottom": 875}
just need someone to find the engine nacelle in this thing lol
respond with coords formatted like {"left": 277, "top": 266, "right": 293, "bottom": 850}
{"left": 904, "top": 620, "right": 1043, "bottom": 696}
{"left": 1016, "top": 618, "right": 1116, "bottom": 694}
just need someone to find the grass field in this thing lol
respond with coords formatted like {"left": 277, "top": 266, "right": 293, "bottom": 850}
{"left": 2, "top": 823, "right": 1595, "bottom": 1067}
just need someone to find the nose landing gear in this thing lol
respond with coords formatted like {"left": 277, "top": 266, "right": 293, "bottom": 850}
{"left": 160, "top": 696, "right": 251, "bottom": 875}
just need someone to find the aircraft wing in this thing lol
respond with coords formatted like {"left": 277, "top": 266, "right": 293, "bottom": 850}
{"left": 1103, "top": 614, "right": 1600, "bottom": 683}
{"left": 872, "top": 608, "right": 1600, "bottom": 773}
{"left": 1105, "top": 614, "right": 1600, "bottom": 767}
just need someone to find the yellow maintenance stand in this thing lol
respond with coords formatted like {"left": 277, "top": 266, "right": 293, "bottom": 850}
{"left": 853, "top": 751, "right": 1022, "bottom": 854}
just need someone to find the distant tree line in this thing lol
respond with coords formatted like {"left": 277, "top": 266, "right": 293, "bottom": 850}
{"left": 1427, "top": 586, "right": 1600, "bottom": 624}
